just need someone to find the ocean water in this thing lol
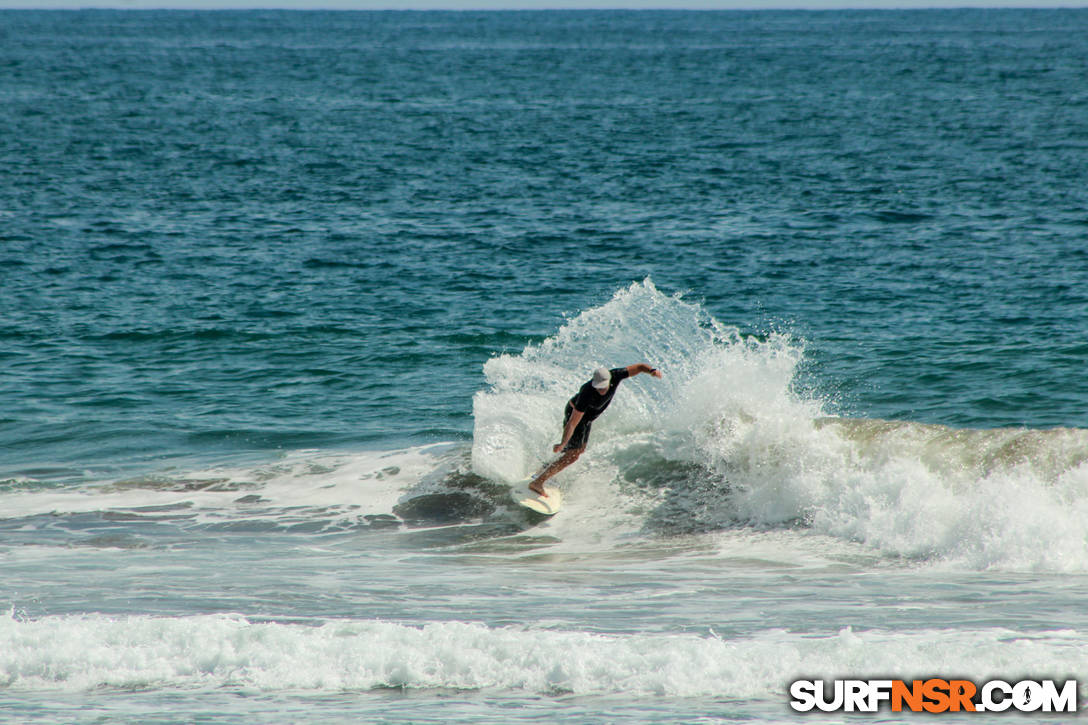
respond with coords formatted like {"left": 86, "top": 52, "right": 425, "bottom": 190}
{"left": 2, "top": 8, "right": 1088, "bottom": 723}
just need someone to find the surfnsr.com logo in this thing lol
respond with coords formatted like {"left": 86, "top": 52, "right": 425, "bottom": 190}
{"left": 789, "top": 679, "right": 1078, "bottom": 713}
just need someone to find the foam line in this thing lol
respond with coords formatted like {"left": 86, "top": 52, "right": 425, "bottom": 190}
{"left": 2, "top": 613, "right": 1084, "bottom": 697}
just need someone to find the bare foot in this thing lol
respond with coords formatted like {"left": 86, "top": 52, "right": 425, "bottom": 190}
{"left": 529, "top": 484, "right": 546, "bottom": 497}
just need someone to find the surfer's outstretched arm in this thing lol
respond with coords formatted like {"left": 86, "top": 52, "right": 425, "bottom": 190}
{"left": 626, "top": 363, "right": 663, "bottom": 379}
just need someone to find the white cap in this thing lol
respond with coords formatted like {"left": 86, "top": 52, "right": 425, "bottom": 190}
{"left": 591, "top": 366, "right": 611, "bottom": 392}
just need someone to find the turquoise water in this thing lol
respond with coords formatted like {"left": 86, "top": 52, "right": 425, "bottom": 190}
{"left": 2, "top": 9, "right": 1087, "bottom": 723}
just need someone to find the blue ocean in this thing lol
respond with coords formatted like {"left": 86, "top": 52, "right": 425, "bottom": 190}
{"left": 2, "top": 8, "right": 1087, "bottom": 723}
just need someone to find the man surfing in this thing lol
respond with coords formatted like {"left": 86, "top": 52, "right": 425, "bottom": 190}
{"left": 529, "top": 363, "right": 663, "bottom": 496}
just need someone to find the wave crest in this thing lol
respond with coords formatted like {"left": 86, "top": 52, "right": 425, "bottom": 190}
{"left": 4, "top": 613, "right": 1085, "bottom": 697}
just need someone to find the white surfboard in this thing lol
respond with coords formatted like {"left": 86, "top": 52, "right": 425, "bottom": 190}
{"left": 513, "top": 483, "right": 562, "bottom": 515}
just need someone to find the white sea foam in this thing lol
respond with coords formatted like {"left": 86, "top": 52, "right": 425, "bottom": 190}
{"left": 471, "top": 280, "right": 1088, "bottom": 571}
{"left": 0, "top": 445, "right": 456, "bottom": 526}
{"left": 1, "top": 612, "right": 1084, "bottom": 697}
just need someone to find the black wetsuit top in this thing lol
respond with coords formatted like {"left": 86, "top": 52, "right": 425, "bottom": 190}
{"left": 560, "top": 367, "right": 629, "bottom": 451}
{"left": 570, "top": 367, "right": 631, "bottom": 421}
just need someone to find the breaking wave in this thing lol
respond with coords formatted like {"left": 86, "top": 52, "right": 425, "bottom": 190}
{"left": 3, "top": 280, "right": 1086, "bottom": 572}
{"left": 470, "top": 280, "right": 1088, "bottom": 571}
{"left": 2, "top": 612, "right": 1084, "bottom": 697}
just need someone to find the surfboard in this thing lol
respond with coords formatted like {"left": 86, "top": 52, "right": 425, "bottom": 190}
{"left": 513, "top": 482, "right": 562, "bottom": 515}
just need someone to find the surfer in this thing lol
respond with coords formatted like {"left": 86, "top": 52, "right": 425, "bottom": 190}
{"left": 529, "top": 364, "right": 663, "bottom": 496}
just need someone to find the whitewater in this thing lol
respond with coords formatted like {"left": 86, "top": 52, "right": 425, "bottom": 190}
{"left": 472, "top": 281, "right": 1088, "bottom": 571}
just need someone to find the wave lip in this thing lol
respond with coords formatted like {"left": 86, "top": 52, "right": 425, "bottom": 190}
{"left": 470, "top": 279, "right": 795, "bottom": 483}
{"left": 2, "top": 613, "right": 1085, "bottom": 699}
